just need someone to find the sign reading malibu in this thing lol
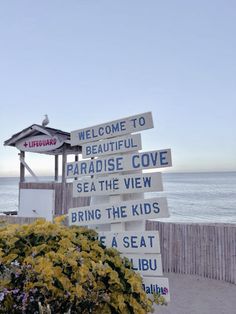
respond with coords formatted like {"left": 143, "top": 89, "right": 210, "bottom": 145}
{"left": 68, "top": 112, "right": 171, "bottom": 303}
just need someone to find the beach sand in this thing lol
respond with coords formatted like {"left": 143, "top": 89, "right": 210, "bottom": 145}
{"left": 154, "top": 273, "right": 236, "bottom": 314}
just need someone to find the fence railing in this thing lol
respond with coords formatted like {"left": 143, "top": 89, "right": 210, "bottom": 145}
{"left": 146, "top": 221, "right": 236, "bottom": 284}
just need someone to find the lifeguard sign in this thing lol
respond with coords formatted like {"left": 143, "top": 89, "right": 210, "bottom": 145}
{"left": 68, "top": 112, "right": 172, "bottom": 303}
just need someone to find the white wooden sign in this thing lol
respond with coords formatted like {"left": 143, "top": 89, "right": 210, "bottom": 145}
{"left": 70, "top": 112, "right": 153, "bottom": 145}
{"left": 69, "top": 197, "right": 169, "bottom": 226}
{"left": 124, "top": 254, "right": 163, "bottom": 276}
{"left": 15, "top": 135, "right": 62, "bottom": 152}
{"left": 98, "top": 231, "right": 160, "bottom": 253}
{"left": 72, "top": 172, "right": 163, "bottom": 197}
{"left": 68, "top": 111, "right": 171, "bottom": 302}
{"left": 82, "top": 133, "right": 142, "bottom": 158}
{"left": 142, "top": 277, "right": 170, "bottom": 302}
{"left": 67, "top": 149, "right": 172, "bottom": 178}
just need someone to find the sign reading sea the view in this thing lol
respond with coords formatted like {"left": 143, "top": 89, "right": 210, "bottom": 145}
{"left": 68, "top": 112, "right": 172, "bottom": 303}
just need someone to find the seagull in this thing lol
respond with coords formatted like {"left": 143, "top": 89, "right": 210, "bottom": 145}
{"left": 42, "top": 114, "right": 49, "bottom": 126}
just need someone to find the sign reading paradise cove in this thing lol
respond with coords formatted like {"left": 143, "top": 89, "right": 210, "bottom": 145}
{"left": 68, "top": 112, "right": 172, "bottom": 302}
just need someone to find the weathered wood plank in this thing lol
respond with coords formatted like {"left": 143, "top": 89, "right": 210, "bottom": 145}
{"left": 146, "top": 221, "right": 236, "bottom": 284}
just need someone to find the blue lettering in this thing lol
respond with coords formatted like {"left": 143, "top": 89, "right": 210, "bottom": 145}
{"left": 123, "top": 236, "right": 129, "bottom": 248}
{"left": 148, "top": 236, "right": 155, "bottom": 247}
{"left": 77, "top": 183, "right": 82, "bottom": 193}
{"left": 80, "top": 162, "right": 86, "bottom": 175}
{"left": 150, "top": 152, "right": 158, "bottom": 166}
{"left": 139, "top": 116, "right": 145, "bottom": 126}
{"left": 160, "top": 151, "right": 168, "bottom": 165}
{"left": 86, "top": 146, "right": 91, "bottom": 156}
{"left": 91, "top": 129, "right": 98, "bottom": 138}
{"left": 111, "top": 236, "right": 118, "bottom": 247}
{"left": 130, "top": 236, "right": 138, "bottom": 248}
{"left": 85, "top": 129, "right": 92, "bottom": 140}
{"left": 71, "top": 212, "right": 77, "bottom": 222}
{"left": 149, "top": 259, "right": 157, "bottom": 271}
{"left": 120, "top": 120, "right": 126, "bottom": 130}
{"left": 78, "top": 131, "right": 85, "bottom": 141}
{"left": 98, "top": 127, "right": 104, "bottom": 136}
{"left": 135, "top": 177, "right": 142, "bottom": 188}
{"left": 143, "top": 176, "right": 151, "bottom": 187}
{"left": 142, "top": 259, "right": 149, "bottom": 271}
{"left": 144, "top": 203, "right": 151, "bottom": 214}
{"left": 139, "top": 236, "right": 146, "bottom": 248}
{"left": 153, "top": 202, "right": 160, "bottom": 213}
{"left": 124, "top": 177, "right": 131, "bottom": 189}
{"left": 132, "top": 204, "right": 139, "bottom": 216}
{"left": 107, "top": 158, "right": 115, "bottom": 171}
{"left": 99, "top": 236, "right": 106, "bottom": 246}
{"left": 67, "top": 164, "right": 73, "bottom": 176}
{"left": 132, "top": 155, "right": 139, "bottom": 168}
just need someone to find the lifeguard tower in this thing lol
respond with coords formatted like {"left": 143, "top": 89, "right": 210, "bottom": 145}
{"left": 4, "top": 124, "right": 90, "bottom": 220}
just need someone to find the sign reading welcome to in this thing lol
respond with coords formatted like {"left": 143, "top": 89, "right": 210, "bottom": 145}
{"left": 70, "top": 112, "right": 153, "bottom": 145}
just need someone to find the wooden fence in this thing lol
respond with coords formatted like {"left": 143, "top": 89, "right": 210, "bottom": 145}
{"left": 1, "top": 214, "right": 235, "bottom": 284}
{"left": 146, "top": 221, "right": 236, "bottom": 284}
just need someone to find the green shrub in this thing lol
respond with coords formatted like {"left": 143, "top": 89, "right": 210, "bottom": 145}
{"left": 0, "top": 218, "right": 165, "bottom": 313}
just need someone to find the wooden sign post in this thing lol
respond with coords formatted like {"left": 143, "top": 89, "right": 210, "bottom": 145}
{"left": 68, "top": 112, "right": 171, "bottom": 303}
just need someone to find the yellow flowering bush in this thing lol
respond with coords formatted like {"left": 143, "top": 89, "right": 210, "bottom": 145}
{"left": 0, "top": 218, "right": 164, "bottom": 313}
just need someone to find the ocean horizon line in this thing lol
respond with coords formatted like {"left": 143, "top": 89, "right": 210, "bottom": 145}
{"left": 0, "top": 170, "right": 236, "bottom": 179}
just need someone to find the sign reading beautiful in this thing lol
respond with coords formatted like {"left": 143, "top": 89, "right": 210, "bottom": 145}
{"left": 82, "top": 133, "right": 142, "bottom": 158}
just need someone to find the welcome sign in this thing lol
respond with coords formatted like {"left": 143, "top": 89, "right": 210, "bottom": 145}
{"left": 68, "top": 112, "right": 171, "bottom": 302}
{"left": 70, "top": 112, "right": 153, "bottom": 145}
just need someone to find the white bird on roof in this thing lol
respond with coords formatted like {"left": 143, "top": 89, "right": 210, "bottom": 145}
{"left": 42, "top": 114, "right": 49, "bottom": 127}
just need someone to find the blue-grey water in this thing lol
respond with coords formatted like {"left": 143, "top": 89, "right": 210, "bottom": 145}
{"left": 0, "top": 172, "right": 235, "bottom": 223}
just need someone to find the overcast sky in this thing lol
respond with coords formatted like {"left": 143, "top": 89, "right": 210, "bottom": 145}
{"left": 0, "top": 0, "right": 235, "bottom": 176}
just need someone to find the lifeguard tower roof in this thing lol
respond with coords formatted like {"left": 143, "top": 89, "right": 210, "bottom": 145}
{"left": 4, "top": 124, "right": 81, "bottom": 155}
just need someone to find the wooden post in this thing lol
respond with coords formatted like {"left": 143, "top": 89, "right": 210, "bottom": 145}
{"left": 61, "top": 149, "right": 67, "bottom": 214}
{"left": 75, "top": 154, "right": 78, "bottom": 180}
{"left": 54, "top": 155, "right": 59, "bottom": 181}
{"left": 19, "top": 151, "right": 25, "bottom": 183}
{"left": 62, "top": 149, "right": 67, "bottom": 184}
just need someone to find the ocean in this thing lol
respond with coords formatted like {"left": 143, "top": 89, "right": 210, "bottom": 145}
{"left": 0, "top": 172, "right": 235, "bottom": 223}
